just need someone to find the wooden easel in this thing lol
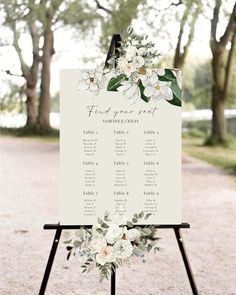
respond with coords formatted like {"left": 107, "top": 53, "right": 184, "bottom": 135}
{"left": 38, "top": 34, "right": 199, "bottom": 295}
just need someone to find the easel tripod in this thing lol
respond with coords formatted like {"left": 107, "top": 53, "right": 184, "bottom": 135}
{"left": 39, "top": 34, "right": 199, "bottom": 295}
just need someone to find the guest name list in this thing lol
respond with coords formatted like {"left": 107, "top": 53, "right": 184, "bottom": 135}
{"left": 60, "top": 70, "right": 181, "bottom": 225}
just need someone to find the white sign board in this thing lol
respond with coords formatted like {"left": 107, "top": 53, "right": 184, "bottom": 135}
{"left": 60, "top": 69, "right": 181, "bottom": 225}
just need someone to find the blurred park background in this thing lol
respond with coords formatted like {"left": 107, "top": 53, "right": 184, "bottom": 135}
{"left": 0, "top": 0, "right": 236, "bottom": 294}
{"left": 0, "top": 0, "right": 236, "bottom": 172}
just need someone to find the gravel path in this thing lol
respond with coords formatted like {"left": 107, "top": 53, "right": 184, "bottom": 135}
{"left": 0, "top": 136, "right": 236, "bottom": 295}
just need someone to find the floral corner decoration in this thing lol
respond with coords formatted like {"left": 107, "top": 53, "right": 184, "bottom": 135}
{"left": 78, "top": 29, "right": 182, "bottom": 107}
{"left": 63, "top": 211, "right": 160, "bottom": 281}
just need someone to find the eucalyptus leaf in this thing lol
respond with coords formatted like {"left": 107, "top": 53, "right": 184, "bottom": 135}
{"left": 73, "top": 240, "right": 81, "bottom": 249}
{"left": 132, "top": 218, "right": 138, "bottom": 223}
{"left": 98, "top": 217, "right": 103, "bottom": 225}
{"left": 142, "top": 228, "right": 152, "bottom": 235}
{"left": 63, "top": 239, "right": 72, "bottom": 244}
{"left": 101, "top": 223, "right": 109, "bottom": 229}
{"left": 144, "top": 213, "right": 152, "bottom": 220}
{"left": 147, "top": 244, "right": 153, "bottom": 252}
{"left": 139, "top": 211, "right": 144, "bottom": 218}
{"left": 127, "top": 221, "right": 133, "bottom": 228}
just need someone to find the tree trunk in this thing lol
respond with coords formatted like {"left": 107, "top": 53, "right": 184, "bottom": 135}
{"left": 211, "top": 86, "right": 227, "bottom": 143}
{"left": 37, "top": 13, "right": 54, "bottom": 129}
{"left": 26, "top": 82, "right": 37, "bottom": 126}
{"left": 209, "top": 44, "right": 228, "bottom": 144}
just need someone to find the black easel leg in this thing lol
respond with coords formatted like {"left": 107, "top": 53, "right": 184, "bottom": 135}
{"left": 39, "top": 228, "right": 62, "bottom": 295}
{"left": 111, "top": 263, "right": 116, "bottom": 295}
{"left": 174, "top": 228, "right": 199, "bottom": 295}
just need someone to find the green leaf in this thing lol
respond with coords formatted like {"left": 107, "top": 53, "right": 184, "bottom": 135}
{"left": 73, "top": 240, "right": 81, "bottom": 249}
{"left": 144, "top": 213, "right": 152, "bottom": 220}
{"left": 138, "top": 80, "right": 151, "bottom": 103}
{"left": 127, "top": 221, "right": 133, "bottom": 228}
{"left": 142, "top": 228, "right": 152, "bottom": 235}
{"left": 154, "top": 247, "right": 160, "bottom": 254}
{"left": 107, "top": 74, "right": 128, "bottom": 91}
{"left": 96, "top": 228, "right": 103, "bottom": 234}
{"left": 157, "top": 69, "right": 176, "bottom": 82}
{"left": 138, "top": 243, "right": 146, "bottom": 252}
{"left": 101, "top": 223, "right": 109, "bottom": 229}
{"left": 132, "top": 218, "right": 138, "bottom": 223}
{"left": 63, "top": 239, "right": 72, "bottom": 244}
{"left": 147, "top": 244, "right": 153, "bottom": 252}
{"left": 166, "top": 80, "right": 181, "bottom": 107}
{"left": 138, "top": 211, "right": 144, "bottom": 218}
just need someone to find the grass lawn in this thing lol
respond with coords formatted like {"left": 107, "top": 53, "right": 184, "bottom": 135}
{"left": 0, "top": 127, "right": 59, "bottom": 142}
{"left": 183, "top": 135, "right": 236, "bottom": 175}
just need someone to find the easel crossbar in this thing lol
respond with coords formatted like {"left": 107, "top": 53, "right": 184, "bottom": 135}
{"left": 44, "top": 222, "right": 190, "bottom": 230}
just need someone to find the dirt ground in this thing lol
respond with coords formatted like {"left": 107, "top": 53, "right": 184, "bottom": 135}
{"left": 0, "top": 136, "right": 236, "bottom": 295}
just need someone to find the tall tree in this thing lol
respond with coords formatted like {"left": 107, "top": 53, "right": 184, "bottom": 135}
{"left": 173, "top": 0, "right": 202, "bottom": 69}
{"left": 2, "top": 0, "right": 41, "bottom": 126}
{"left": 37, "top": 0, "right": 63, "bottom": 129}
{"left": 95, "top": 0, "right": 145, "bottom": 50}
{"left": 209, "top": 0, "right": 236, "bottom": 144}
{"left": 37, "top": 0, "right": 100, "bottom": 129}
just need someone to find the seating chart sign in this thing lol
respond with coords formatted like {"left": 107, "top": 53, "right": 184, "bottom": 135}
{"left": 60, "top": 69, "right": 182, "bottom": 225}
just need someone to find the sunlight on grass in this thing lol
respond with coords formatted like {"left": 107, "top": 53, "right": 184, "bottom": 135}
{"left": 183, "top": 135, "right": 236, "bottom": 175}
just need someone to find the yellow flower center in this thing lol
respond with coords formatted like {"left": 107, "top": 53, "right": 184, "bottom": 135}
{"left": 139, "top": 67, "right": 146, "bottom": 75}
{"left": 155, "top": 85, "right": 160, "bottom": 90}
{"left": 100, "top": 247, "right": 111, "bottom": 257}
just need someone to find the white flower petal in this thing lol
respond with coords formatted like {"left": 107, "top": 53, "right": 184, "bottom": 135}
{"left": 95, "top": 72, "right": 103, "bottom": 81}
{"left": 156, "top": 69, "right": 165, "bottom": 76}
{"left": 82, "top": 72, "right": 89, "bottom": 79}
{"left": 117, "top": 83, "right": 131, "bottom": 93}
{"left": 78, "top": 80, "right": 89, "bottom": 91}
{"left": 149, "top": 72, "right": 159, "bottom": 85}
{"left": 113, "top": 240, "right": 133, "bottom": 259}
{"left": 89, "top": 83, "right": 99, "bottom": 91}
{"left": 144, "top": 85, "right": 155, "bottom": 97}
{"left": 125, "top": 84, "right": 138, "bottom": 98}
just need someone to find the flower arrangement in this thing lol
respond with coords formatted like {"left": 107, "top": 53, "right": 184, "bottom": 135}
{"left": 63, "top": 211, "right": 160, "bottom": 281}
{"left": 78, "top": 28, "right": 181, "bottom": 107}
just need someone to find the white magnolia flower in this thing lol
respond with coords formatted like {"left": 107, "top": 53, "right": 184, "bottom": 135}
{"left": 96, "top": 246, "right": 114, "bottom": 265}
{"left": 125, "top": 45, "right": 137, "bottom": 61}
{"left": 105, "top": 224, "right": 124, "bottom": 244}
{"left": 90, "top": 237, "right": 106, "bottom": 253}
{"left": 78, "top": 70, "right": 104, "bottom": 95}
{"left": 172, "top": 70, "right": 182, "bottom": 89}
{"left": 144, "top": 81, "right": 172, "bottom": 101}
{"left": 117, "top": 81, "right": 141, "bottom": 103}
{"left": 103, "top": 68, "right": 115, "bottom": 81}
{"left": 117, "top": 58, "right": 136, "bottom": 77}
{"left": 125, "top": 228, "right": 141, "bottom": 241}
{"left": 133, "top": 56, "right": 145, "bottom": 69}
{"left": 137, "top": 47, "right": 146, "bottom": 56}
{"left": 113, "top": 240, "right": 133, "bottom": 259}
{"left": 139, "top": 69, "right": 159, "bottom": 86}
